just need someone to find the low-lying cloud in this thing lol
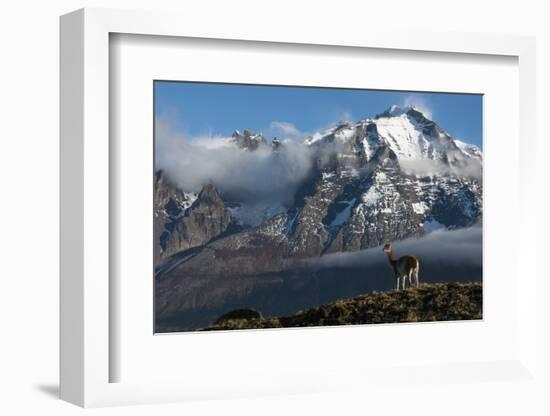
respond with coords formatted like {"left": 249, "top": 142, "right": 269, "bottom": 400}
{"left": 266, "top": 121, "right": 304, "bottom": 140}
{"left": 308, "top": 225, "right": 482, "bottom": 270}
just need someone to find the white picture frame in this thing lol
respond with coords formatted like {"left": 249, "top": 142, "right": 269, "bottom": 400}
{"left": 60, "top": 7, "right": 538, "bottom": 408}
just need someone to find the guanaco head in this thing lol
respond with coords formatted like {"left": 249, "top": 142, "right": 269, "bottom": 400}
{"left": 383, "top": 242, "right": 392, "bottom": 253}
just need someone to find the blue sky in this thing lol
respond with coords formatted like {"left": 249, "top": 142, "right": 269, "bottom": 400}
{"left": 155, "top": 81, "right": 483, "bottom": 147}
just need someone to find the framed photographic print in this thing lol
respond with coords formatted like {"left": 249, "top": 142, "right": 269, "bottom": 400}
{"left": 60, "top": 7, "right": 538, "bottom": 408}
{"left": 153, "top": 82, "right": 483, "bottom": 334}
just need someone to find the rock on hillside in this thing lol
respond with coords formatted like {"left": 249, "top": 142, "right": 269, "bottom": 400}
{"left": 158, "top": 181, "right": 236, "bottom": 259}
{"left": 154, "top": 171, "right": 198, "bottom": 262}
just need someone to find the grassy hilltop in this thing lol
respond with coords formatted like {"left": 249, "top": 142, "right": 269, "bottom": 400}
{"left": 203, "top": 282, "right": 482, "bottom": 331}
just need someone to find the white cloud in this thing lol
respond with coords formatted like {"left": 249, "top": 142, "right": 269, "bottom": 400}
{"left": 266, "top": 121, "right": 304, "bottom": 140}
{"left": 155, "top": 116, "right": 315, "bottom": 208}
{"left": 403, "top": 95, "right": 433, "bottom": 119}
{"left": 307, "top": 225, "right": 482, "bottom": 270}
{"left": 265, "top": 111, "right": 354, "bottom": 141}
{"left": 334, "top": 111, "right": 354, "bottom": 123}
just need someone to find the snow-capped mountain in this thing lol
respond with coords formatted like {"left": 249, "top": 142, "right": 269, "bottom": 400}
{"left": 306, "top": 105, "right": 481, "bottom": 175}
{"left": 291, "top": 106, "right": 482, "bottom": 251}
{"left": 154, "top": 105, "right": 483, "bottom": 328}
{"left": 155, "top": 105, "right": 482, "bottom": 261}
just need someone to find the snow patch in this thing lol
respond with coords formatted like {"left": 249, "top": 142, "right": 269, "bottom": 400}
{"left": 182, "top": 192, "right": 198, "bottom": 209}
{"left": 335, "top": 128, "right": 355, "bottom": 142}
{"left": 375, "top": 115, "right": 425, "bottom": 160}
{"left": 412, "top": 201, "right": 428, "bottom": 215}
{"left": 361, "top": 188, "right": 382, "bottom": 206}
{"left": 455, "top": 139, "right": 483, "bottom": 161}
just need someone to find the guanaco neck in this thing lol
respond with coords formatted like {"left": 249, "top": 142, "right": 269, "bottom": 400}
{"left": 386, "top": 250, "right": 397, "bottom": 266}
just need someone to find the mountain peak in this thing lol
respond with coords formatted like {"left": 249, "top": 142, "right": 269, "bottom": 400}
{"left": 196, "top": 183, "right": 223, "bottom": 205}
{"left": 389, "top": 104, "right": 408, "bottom": 115}
{"left": 230, "top": 129, "right": 268, "bottom": 151}
{"left": 375, "top": 105, "right": 429, "bottom": 121}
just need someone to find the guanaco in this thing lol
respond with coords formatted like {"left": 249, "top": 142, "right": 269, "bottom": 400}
{"left": 383, "top": 242, "right": 420, "bottom": 290}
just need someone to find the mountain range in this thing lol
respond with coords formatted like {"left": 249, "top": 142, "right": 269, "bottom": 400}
{"left": 154, "top": 105, "right": 483, "bottom": 331}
